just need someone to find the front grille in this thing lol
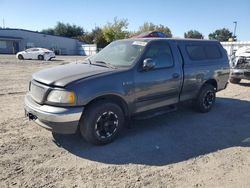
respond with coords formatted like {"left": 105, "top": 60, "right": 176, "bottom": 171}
{"left": 235, "top": 58, "right": 250, "bottom": 69}
{"left": 236, "top": 64, "right": 250, "bottom": 69}
{"left": 30, "top": 82, "right": 46, "bottom": 103}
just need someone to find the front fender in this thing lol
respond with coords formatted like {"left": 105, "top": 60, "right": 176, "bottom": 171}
{"left": 66, "top": 69, "right": 135, "bottom": 112}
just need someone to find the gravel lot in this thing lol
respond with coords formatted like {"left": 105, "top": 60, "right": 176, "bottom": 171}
{"left": 0, "top": 54, "right": 250, "bottom": 188}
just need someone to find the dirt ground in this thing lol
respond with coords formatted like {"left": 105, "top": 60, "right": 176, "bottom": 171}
{"left": 0, "top": 54, "right": 250, "bottom": 188}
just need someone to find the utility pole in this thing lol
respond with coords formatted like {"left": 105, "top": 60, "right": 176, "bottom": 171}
{"left": 233, "top": 21, "right": 237, "bottom": 41}
{"left": 230, "top": 21, "right": 238, "bottom": 64}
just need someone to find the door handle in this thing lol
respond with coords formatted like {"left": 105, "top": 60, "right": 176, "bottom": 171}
{"left": 172, "top": 73, "right": 180, "bottom": 79}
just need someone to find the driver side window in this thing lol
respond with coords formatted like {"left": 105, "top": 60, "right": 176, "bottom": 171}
{"left": 144, "top": 42, "right": 174, "bottom": 69}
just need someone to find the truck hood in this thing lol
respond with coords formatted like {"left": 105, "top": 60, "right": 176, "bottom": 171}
{"left": 32, "top": 63, "right": 114, "bottom": 87}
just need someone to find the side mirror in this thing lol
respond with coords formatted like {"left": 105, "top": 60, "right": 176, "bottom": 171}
{"left": 143, "top": 58, "right": 155, "bottom": 71}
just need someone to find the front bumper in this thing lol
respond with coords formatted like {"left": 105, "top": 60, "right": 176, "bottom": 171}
{"left": 231, "top": 68, "right": 250, "bottom": 80}
{"left": 24, "top": 94, "right": 84, "bottom": 134}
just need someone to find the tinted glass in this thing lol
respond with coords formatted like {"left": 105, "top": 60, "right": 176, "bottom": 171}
{"left": 205, "top": 45, "right": 222, "bottom": 59}
{"left": 186, "top": 45, "right": 206, "bottom": 60}
{"left": 186, "top": 44, "right": 222, "bottom": 61}
{"left": 144, "top": 42, "right": 174, "bottom": 68}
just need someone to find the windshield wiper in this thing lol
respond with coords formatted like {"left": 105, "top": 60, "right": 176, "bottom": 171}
{"left": 80, "top": 58, "right": 92, "bottom": 65}
{"left": 93, "top": 61, "right": 116, "bottom": 69}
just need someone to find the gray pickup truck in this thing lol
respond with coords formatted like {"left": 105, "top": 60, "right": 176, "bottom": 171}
{"left": 24, "top": 38, "right": 230, "bottom": 144}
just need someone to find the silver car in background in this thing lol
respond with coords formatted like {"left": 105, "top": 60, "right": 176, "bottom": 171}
{"left": 16, "top": 48, "right": 56, "bottom": 61}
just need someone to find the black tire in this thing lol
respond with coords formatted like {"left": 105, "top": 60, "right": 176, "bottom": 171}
{"left": 18, "top": 55, "right": 24, "bottom": 60}
{"left": 230, "top": 77, "right": 241, "bottom": 84}
{"left": 38, "top": 55, "right": 44, "bottom": 60}
{"left": 80, "top": 101, "right": 124, "bottom": 145}
{"left": 194, "top": 84, "right": 216, "bottom": 113}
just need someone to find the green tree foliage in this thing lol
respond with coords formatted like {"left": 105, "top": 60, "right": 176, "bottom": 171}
{"left": 78, "top": 32, "right": 94, "bottom": 44}
{"left": 42, "top": 22, "right": 84, "bottom": 38}
{"left": 138, "top": 22, "right": 172, "bottom": 37}
{"left": 102, "top": 17, "right": 129, "bottom": 43}
{"left": 78, "top": 27, "right": 108, "bottom": 48}
{"left": 41, "top": 19, "right": 175, "bottom": 49}
{"left": 208, "top": 28, "right": 233, "bottom": 41}
{"left": 92, "top": 27, "right": 109, "bottom": 48}
{"left": 184, "top": 30, "right": 204, "bottom": 39}
{"left": 41, "top": 28, "right": 55, "bottom": 35}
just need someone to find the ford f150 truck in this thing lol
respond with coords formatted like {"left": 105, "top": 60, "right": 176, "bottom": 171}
{"left": 24, "top": 38, "right": 230, "bottom": 144}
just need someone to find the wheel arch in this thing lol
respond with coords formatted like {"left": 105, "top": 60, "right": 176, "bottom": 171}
{"left": 195, "top": 78, "right": 218, "bottom": 99}
{"left": 203, "top": 79, "right": 218, "bottom": 91}
{"left": 37, "top": 54, "right": 44, "bottom": 59}
{"left": 85, "top": 94, "right": 130, "bottom": 118}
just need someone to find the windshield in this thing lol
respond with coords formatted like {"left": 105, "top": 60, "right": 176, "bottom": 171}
{"left": 89, "top": 40, "right": 147, "bottom": 67}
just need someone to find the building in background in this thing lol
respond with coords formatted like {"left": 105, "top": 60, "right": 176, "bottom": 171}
{"left": 79, "top": 44, "right": 97, "bottom": 56}
{"left": 221, "top": 41, "right": 250, "bottom": 56}
{"left": 0, "top": 28, "right": 97, "bottom": 55}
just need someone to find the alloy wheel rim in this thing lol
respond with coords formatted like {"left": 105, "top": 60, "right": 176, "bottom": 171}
{"left": 95, "top": 111, "right": 119, "bottom": 139}
{"left": 203, "top": 91, "right": 215, "bottom": 109}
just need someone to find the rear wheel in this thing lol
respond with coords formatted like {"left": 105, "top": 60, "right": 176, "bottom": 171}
{"left": 18, "top": 54, "right": 24, "bottom": 60}
{"left": 194, "top": 84, "right": 216, "bottom": 113}
{"left": 38, "top": 55, "right": 44, "bottom": 60}
{"left": 80, "top": 101, "right": 124, "bottom": 145}
{"left": 230, "top": 77, "right": 241, "bottom": 84}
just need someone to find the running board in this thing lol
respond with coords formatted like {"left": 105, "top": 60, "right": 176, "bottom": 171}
{"left": 133, "top": 105, "right": 178, "bottom": 120}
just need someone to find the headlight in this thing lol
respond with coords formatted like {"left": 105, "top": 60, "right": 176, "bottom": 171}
{"left": 47, "top": 90, "right": 76, "bottom": 105}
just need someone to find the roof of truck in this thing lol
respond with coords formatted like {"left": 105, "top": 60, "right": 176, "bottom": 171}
{"left": 122, "top": 38, "right": 218, "bottom": 43}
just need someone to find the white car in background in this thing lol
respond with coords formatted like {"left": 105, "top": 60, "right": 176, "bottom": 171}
{"left": 16, "top": 48, "right": 56, "bottom": 61}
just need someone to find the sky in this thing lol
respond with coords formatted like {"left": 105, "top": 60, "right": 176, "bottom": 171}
{"left": 0, "top": 0, "right": 250, "bottom": 40}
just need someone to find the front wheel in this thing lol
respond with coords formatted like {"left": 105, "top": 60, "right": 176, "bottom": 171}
{"left": 80, "top": 101, "right": 124, "bottom": 145}
{"left": 194, "top": 84, "right": 216, "bottom": 113}
{"left": 18, "top": 54, "right": 24, "bottom": 60}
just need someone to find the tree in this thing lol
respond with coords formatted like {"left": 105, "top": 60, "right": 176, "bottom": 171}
{"left": 137, "top": 22, "right": 172, "bottom": 37}
{"left": 92, "top": 27, "right": 109, "bottom": 48}
{"left": 78, "top": 27, "right": 108, "bottom": 48}
{"left": 78, "top": 32, "right": 94, "bottom": 44}
{"left": 102, "top": 17, "right": 129, "bottom": 43}
{"left": 41, "top": 28, "right": 55, "bottom": 35}
{"left": 208, "top": 28, "right": 233, "bottom": 42}
{"left": 42, "top": 22, "right": 84, "bottom": 38}
{"left": 184, "top": 30, "right": 204, "bottom": 39}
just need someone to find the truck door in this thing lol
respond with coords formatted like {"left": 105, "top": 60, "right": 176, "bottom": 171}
{"left": 134, "top": 40, "right": 183, "bottom": 113}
